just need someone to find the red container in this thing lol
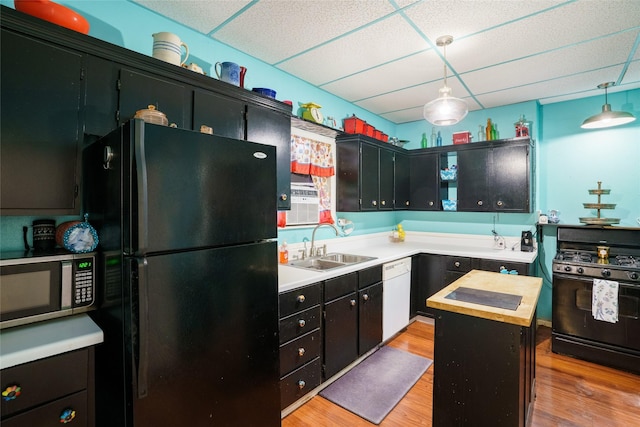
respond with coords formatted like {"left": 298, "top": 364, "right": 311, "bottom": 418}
{"left": 381, "top": 133, "right": 389, "bottom": 142}
{"left": 453, "top": 131, "right": 472, "bottom": 145}
{"left": 374, "top": 130, "right": 383, "bottom": 140}
{"left": 343, "top": 115, "right": 365, "bottom": 134}
{"left": 364, "top": 123, "right": 375, "bottom": 137}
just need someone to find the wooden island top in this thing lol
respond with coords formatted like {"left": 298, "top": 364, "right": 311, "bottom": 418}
{"left": 427, "top": 270, "right": 542, "bottom": 327}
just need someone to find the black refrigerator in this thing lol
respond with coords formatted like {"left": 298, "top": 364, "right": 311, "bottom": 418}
{"left": 83, "top": 119, "right": 281, "bottom": 426}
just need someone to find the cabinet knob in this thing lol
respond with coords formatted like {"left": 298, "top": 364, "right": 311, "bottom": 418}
{"left": 350, "top": 299, "right": 357, "bottom": 307}
{"left": 497, "top": 200, "right": 504, "bottom": 207}
{"left": 280, "top": 193, "right": 288, "bottom": 201}
{"left": 428, "top": 201, "right": 434, "bottom": 206}
{"left": 362, "top": 293, "right": 369, "bottom": 301}
{"left": 405, "top": 201, "right": 410, "bottom": 206}
{"left": 296, "top": 294, "right": 305, "bottom": 303}
{"left": 372, "top": 200, "right": 377, "bottom": 206}
{"left": 59, "top": 408, "right": 76, "bottom": 424}
{"left": 454, "top": 261, "right": 461, "bottom": 268}
{"left": 381, "top": 200, "right": 386, "bottom": 206}
{"left": 2, "top": 385, "right": 21, "bottom": 402}
{"left": 298, "top": 319, "right": 306, "bottom": 328}
{"left": 298, "top": 347, "right": 305, "bottom": 357}
{"left": 477, "top": 200, "right": 484, "bottom": 206}
{"left": 297, "top": 380, "right": 306, "bottom": 390}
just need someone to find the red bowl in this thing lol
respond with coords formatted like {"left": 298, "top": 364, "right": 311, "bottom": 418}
{"left": 14, "top": 0, "right": 90, "bottom": 34}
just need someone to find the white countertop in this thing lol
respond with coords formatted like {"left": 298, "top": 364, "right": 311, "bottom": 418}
{"left": 278, "top": 231, "right": 537, "bottom": 293}
{"left": 0, "top": 314, "right": 104, "bottom": 369}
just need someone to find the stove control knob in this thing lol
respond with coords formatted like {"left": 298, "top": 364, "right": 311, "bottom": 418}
{"left": 601, "top": 269, "right": 611, "bottom": 278}
{"left": 564, "top": 266, "right": 572, "bottom": 272}
{"left": 630, "top": 272, "right": 639, "bottom": 280}
{"left": 577, "top": 267, "right": 584, "bottom": 274}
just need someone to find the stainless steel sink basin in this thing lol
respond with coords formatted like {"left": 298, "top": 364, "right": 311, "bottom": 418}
{"left": 287, "top": 253, "right": 376, "bottom": 271}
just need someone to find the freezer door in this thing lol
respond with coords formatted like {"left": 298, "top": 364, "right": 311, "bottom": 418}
{"left": 131, "top": 242, "right": 280, "bottom": 426}
{"left": 127, "top": 120, "right": 276, "bottom": 254}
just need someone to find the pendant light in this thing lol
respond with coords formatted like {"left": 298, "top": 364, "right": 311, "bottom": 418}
{"left": 581, "top": 82, "right": 636, "bottom": 129}
{"left": 423, "top": 35, "right": 468, "bottom": 126}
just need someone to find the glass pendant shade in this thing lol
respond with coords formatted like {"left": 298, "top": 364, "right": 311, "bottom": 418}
{"left": 581, "top": 82, "right": 636, "bottom": 129}
{"left": 423, "top": 85, "right": 468, "bottom": 126}
{"left": 423, "top": 35, "right": 468, "bottom": 127}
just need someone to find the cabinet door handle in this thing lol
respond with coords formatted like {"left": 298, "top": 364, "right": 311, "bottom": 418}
{"left": 381, "top": 200, "right": 386, "bottom": 206}
{"left": 497, "top": 200, "right": 504, "bottom": 207}
{"left": 59, "top": 408, "right": 76, "bottom": 424}
{"left": 405, "top": 201, "right": 410, "bottom": 206}
{"left": 454, "top": 261, "right": 461, "bottom": 268}
{"left": 477, "top": 200, "right": 484, "bottom": 206}
{"left": 296, "top": 294, "right": 305, "bottom": 303}
{"left": 2, "top": 385, "right": 21, "bottom": 402}
{"left": 297, "top": 380, "right": 306, "bottom": 389}
{"left": 298, "top": 347, "right": 305, "bottom": 357}
{"left": 362, "top": 293, "right": 369, "bottom": 301}
{"left": 372, "top": 200, "right": 377, "bottom": 206}
{"left": 428, "top": 201, "right": 434, "bottom": 206}
{"left": 350, "top": 299, "right": 357, "bottom": 307}
{"left": 280, "top": 193, "right": 288, "bottom": 201}
{"left": 298, "top": 319, "right": 306, "bottom": 328}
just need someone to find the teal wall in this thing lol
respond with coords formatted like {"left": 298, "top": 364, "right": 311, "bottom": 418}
{"left": 2, "top": 1, "right": 639, "bottom": 321}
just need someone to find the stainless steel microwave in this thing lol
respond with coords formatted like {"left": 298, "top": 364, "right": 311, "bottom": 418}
{"left": 0, "top": 252, "right": 97, "bottom": 329}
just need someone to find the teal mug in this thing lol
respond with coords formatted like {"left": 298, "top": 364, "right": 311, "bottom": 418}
{"left": 215, "top": 61, "right": 240, "bottom": 86}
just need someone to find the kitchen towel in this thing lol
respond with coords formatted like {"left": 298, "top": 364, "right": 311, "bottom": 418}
{"left": 592, "top": 279, "right": 619, "bottom": 323}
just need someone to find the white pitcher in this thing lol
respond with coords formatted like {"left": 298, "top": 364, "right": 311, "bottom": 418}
{"left": 152, "top": 32, "right": 189, "bottom": 66}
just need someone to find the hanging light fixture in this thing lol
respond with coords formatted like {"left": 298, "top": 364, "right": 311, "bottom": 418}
{"left": 423, "top": 35, "right": 468, "bottom": 126}
{"left": 581, "top": 82, "right": 636, "bottom": 129}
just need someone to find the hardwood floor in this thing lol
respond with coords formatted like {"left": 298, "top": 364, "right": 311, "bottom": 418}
{"left": 282, "top": 318, "right": 640, "bottom": 426}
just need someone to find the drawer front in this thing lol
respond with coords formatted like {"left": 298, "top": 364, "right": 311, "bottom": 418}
{"left": 2, "top": 390, "right": 88, "bottom": 427}
{"left": 358, "top": 265, "right": 382, "bottom": 289}
{"left": 279, "top": 283, "right": 322, "bottom": 318}
{"left": 479, "top": 259, "right": 529, "bottom": 275}
{"left": 324, "top": 272, "right": 357, "bottom": 302}
{"left": 444, "top": 256, "right": 471, "bottom": 272}
{"left": 279, "top": 305, "right": 322, "bottom": 345}
{"left": 1, "top": 349, "right": 88, "bottom": 417}
{"left": 279, "top": 329, "right": 321, "bottom": 377}
{"left": 280, "top": 357, "right": 322, "bottom": 410}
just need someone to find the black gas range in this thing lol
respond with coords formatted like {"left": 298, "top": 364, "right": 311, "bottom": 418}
{"left": 552, "top": 225, "right": 640, "bottom": 375}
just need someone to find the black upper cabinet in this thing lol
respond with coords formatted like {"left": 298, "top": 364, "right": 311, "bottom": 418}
{"left": 193, "top": 90, "right": 244, "bottom": 140}
{"left": 246, "top": 106, "right": 292, "bottom": 210}
{"left": 409, "top": 152, "right": 442, "bottom": 211}
{"left": 457, "top": 140, "right": 531, "bottom": 212}
{"left": 394, "top": 152, "right": 410, "bottom": 210}
{"left": 336, "top": 134, "right": 407, "bottom": 212}
{"left": 117, "top": 69, "right": 191, "bottom": 129}
{"left": 1, "top": 29, "right": 83, "bottom": 214}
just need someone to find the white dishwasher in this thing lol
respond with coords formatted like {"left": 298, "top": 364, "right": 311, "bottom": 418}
{"left": 382, "top": 257, "right": 412, "bottom": 341}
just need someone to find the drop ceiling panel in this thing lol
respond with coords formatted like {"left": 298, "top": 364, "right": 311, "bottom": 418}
{"left": 277, "top": 14, "right": 428, "bottom": 85}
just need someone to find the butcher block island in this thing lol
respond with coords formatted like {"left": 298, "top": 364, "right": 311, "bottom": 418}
{"left": 427, "top": 270, "right": 542, "bottom": 427}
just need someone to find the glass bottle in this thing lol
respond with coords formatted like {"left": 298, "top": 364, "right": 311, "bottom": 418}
{"left": 477, "top": 125, "right": 485, "bottom": 142}
{"left": 436, "top": 131, "right": 442, "bottom": 147}
{"left": 486, "top": 118, "right": 492, "bottom": 141}
{"left": 493, "top": 123, "right": 499, "bottom": 140}
{"left": 430, "top": 127, "right": 437, "bottom": 147}
{"left": 421, "top": 132, "right": 428, "bottom": 148}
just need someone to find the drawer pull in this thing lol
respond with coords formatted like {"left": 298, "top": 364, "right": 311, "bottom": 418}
{"left": 477, "top": 200, "right": 484, "bottom": 206}
{"left": 298, "top": 319, "right": 306, "bottom": 328}
{"left": 362, "top": 293, "right": 369, "bottom": 301}
{"left": 350, "top": 299, "right": 356, "bottom": 307}
{"left": 59, "top": 408, "right": 76, "bottom": 424}
{"left": 298, "top": 347, "right": 305, "bottom": 357}
{"left": 296, "top": 294, "right": 305, "bottom": 303}
{"left": 297, "top": 380, "right": 306, "bottom": 389}
{"left": 454, "top": 261, "right": 461, "bottom": 268}
{"left": 2, "top": 385, "right": 21, "bottom": 401}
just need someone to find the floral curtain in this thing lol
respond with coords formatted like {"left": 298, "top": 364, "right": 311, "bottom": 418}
{"left": 278, "top": 134, "right": 335, "bottom": 226}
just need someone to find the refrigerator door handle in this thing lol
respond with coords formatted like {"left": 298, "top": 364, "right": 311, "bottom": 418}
{"left": 136, "top": 258, "right": 149, "bottom": 398}
{"left": 134, "top": 121, "right": 149, "bottom": 253}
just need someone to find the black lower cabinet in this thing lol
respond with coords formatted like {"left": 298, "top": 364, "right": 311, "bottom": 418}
{"left": 323, "top": 290, "right": 359, "bottom": 379}
{"left": 358, "top": 282, "right": 383, "bottom": 355}
{"left": 432, "top": 309, "right": 536, "bottom": 427}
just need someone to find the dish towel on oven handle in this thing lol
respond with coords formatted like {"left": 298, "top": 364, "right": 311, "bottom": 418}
{"left": 592, "top": 279, "right": 619, "bottom": 323}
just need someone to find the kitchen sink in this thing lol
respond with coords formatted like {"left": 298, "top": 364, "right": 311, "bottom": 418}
{"left": 287, "top": 253, "right": 377, "bottom": 271}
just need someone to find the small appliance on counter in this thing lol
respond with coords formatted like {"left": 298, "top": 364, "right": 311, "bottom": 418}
{"left": 520, "top": 230, "right": 534, "bottom": 252}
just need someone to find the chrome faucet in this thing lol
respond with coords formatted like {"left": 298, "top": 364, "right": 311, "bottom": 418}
{"left": 310, "top": 223, "right": 339, "bottom": 257}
